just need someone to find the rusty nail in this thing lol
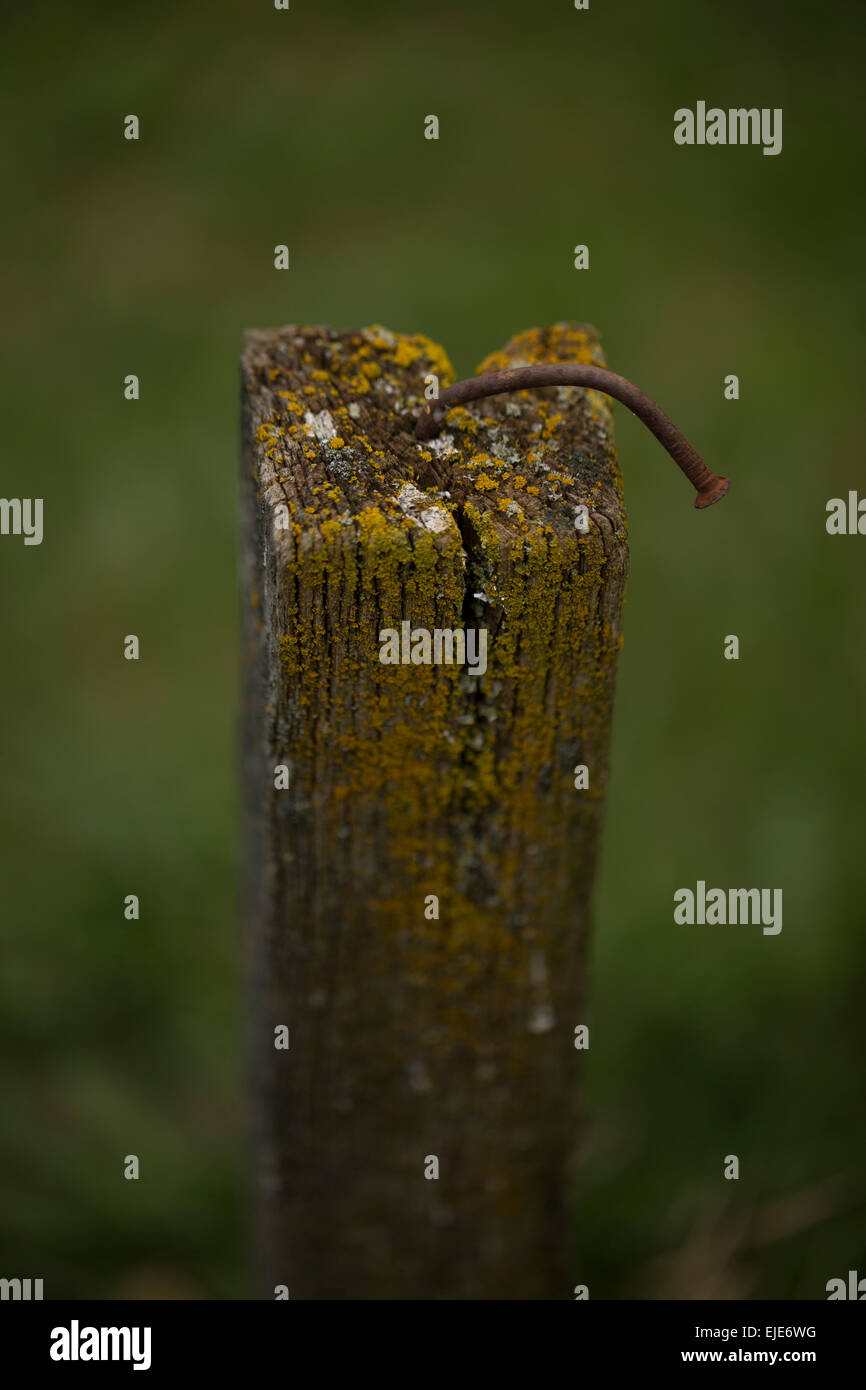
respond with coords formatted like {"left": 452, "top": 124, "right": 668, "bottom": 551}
{"left": 414, "top": 364, "right": 730, "bottom": 509}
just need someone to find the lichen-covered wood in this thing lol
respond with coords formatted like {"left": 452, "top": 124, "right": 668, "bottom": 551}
{"left": 241, "top": 322, "right": 628, "bottom": 1299}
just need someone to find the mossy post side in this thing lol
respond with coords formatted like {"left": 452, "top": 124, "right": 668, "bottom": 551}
{"left": 241, "top": 322, "right": 629, "bottom": 1300}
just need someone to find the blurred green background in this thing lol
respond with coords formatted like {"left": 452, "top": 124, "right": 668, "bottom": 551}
{"left": 2, "top": 0, "right": 864, "bottom": 1298}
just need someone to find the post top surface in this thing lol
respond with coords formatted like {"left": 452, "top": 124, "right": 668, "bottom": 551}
{"left": 242, "top": 322, "right": 625, "bottom": 556}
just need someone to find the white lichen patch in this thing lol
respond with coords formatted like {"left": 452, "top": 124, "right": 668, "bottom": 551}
{"left": 528, "top": 1003, "right": 556, "bottom": 1034}
{"left": 394, "top": 482, "right": 453, "bottom": 535}
{"left": 490, "top": 439, "right": 521, "bottom": 466}
{"left": 419, "top": 507, "right": 451, "bottom": 533}
{"left": 396, "top": 482, "right": 427, "bottom": 511}
{"left": 303, "top": 409, "right": 338, "bottom": 443}
{"left": 420, "top": 432, "right": 457, "bottom": 459}
{"left": 362, "top": 324, "right": 396, "bottom": 349}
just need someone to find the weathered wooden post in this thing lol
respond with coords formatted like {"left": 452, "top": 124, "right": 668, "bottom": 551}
{"left": 241, "top": 321, "right": 628, "bottom": 1299}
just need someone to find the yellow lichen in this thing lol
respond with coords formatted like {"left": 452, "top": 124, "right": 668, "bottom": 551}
{"left": 252, "top": 322, "right": 626, "bottom": 1026}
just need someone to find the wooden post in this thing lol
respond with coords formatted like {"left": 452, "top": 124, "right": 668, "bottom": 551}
{"left": 241, "top": 321, "right": 628, "bottom": 1300}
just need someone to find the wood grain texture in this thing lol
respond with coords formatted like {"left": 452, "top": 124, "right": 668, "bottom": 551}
{"left": 241, "top": 322, "right": 628, "bottom": 1299}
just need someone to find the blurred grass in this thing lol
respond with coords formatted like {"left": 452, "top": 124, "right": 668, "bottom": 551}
{"left": 1, "top": 0, "right": 864, "bottom": 1297}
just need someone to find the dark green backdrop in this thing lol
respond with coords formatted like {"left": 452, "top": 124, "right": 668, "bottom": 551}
{"left": 2, "top": 0, "right": 864, "bottom": 1297}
